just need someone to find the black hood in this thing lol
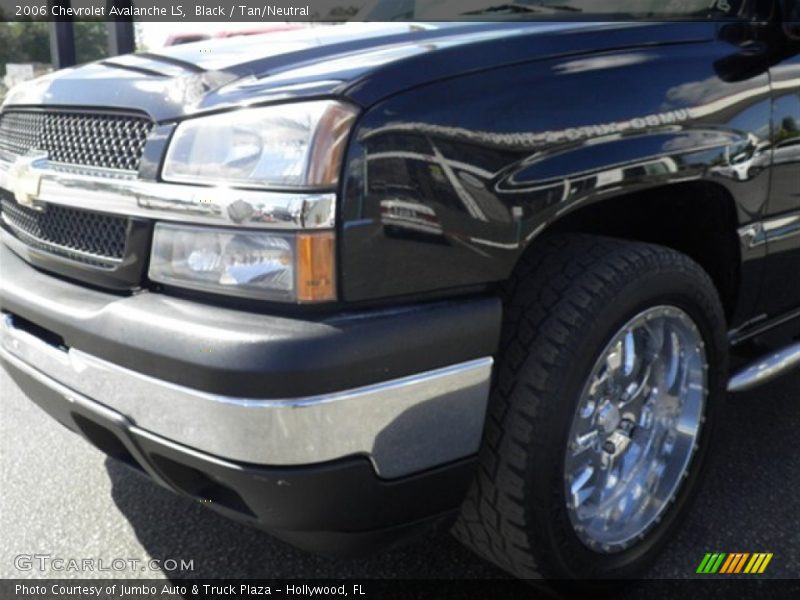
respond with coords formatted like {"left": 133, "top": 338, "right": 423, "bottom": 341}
{"left": 2, "top": 21, "right": 714, "bottom": 122}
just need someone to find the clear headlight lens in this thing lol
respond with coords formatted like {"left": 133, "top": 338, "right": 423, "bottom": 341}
{"left": 149, "top": 224, "right": 336, "bottom": 303}
{"left": 162, "top": 100, "right": 358, "bottom": 188}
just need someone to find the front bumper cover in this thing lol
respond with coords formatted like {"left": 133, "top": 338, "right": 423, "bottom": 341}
{"left": 1, "top": 311, "right": 492, "bottom": 478}
{"left": 2, "top": 353, "right": 479, "bottom": 555}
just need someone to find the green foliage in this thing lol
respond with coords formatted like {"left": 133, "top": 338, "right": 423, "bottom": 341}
{"left": 75, "top": 21, "right": 109, "bottom": 64}
{"left": 0, "top": 21, "right": 109, "bottom": 78}
{"left": 775, "top": 115, "right": 800, "bottom": 144}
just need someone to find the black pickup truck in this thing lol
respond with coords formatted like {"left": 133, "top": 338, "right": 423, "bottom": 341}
{"left": 2, "top": 1, "right": 800, "bottom": 580}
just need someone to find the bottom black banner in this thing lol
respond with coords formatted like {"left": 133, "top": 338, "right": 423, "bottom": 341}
{"left": 2, "top": 579, "right": 800, "bottom": 600}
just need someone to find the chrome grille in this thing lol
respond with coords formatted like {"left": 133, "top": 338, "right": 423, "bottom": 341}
{"left": 0, "top": 198, "right": 128, "bottom": 267}
{"left": 0, "top": 110, "right": 153, "bottom": 171}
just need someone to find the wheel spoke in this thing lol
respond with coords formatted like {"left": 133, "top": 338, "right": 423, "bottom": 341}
{"left": 570, "top": 465, "right": 595, "bottom": 510}
{"left": 643, "top": 317, "right": 666, "bottom": 359}
{"left": 623, "top": 330, "right": 637, "bottom": 378}
{"left": 571, "top": 430, "right": 599, "bottom": 455}
{"left": 620, "top": 363, "right": 651, "bottom": 407}
{"left": 665, "top": 329, "right": 681, "bottom": 393}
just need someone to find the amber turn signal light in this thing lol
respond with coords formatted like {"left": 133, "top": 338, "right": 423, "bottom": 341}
{"left": 296, "top": 232, "right": 336, "bottom": 303}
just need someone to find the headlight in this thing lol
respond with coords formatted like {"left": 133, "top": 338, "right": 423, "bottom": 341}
{"left": 149, "top": 224, "right": 336, "bottom": 303}
{"left": 162, "top": 100, "right": 358, "bottom": 188}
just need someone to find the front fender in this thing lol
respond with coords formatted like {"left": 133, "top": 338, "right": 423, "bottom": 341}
{"left": 339, "top": 29, "right": 772, "bottom": 305}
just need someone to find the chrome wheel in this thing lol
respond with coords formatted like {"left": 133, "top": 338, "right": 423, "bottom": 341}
{"left": 564, "top": 305, "right": 707, "bottom": 552}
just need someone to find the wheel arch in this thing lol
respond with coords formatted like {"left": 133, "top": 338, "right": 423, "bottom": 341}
{"left": 524, "top": 181, "right": 742, "bottom": 322}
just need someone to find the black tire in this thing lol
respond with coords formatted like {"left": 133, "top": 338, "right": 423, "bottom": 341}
{"left": 452, "top": 234, "right": 728, "bottom": 579}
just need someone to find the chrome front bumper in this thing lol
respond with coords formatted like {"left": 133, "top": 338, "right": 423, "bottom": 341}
{"left": 0, "top": 313, "right": 493, "bottom": 478}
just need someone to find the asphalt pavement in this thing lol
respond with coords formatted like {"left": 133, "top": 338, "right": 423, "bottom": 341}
{"left": 2, "top": 365, "right": 799, "bottom": 584}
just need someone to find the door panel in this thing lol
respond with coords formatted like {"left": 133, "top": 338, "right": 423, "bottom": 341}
{"left": 758, "top": 52, "right": 800, "bottom": 317}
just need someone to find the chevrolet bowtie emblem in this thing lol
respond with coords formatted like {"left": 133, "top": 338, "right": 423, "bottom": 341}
{"left": 7, "top": 152, "right": 48, "bottom": 211}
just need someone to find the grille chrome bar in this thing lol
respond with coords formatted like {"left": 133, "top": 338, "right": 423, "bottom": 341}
{"left": 0, "top": 157, "right": 337, "bottom": 230}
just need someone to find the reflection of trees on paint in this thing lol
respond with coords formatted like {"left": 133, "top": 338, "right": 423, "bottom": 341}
{"left": 776, "top": 116, "right": 799, "bottom": 144}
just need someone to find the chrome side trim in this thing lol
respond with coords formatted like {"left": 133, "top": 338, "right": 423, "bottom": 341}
{"left": 0, "top": 158, "right": 336, "bottom": 230}
{"left": 728, "top": 341, "right": 800, "bottom": 393}
{"left": 738, "top": 214, "right": 800, "bottom": 251}
{"left": 0, "top": 314, "right": 493, "bottom": 478}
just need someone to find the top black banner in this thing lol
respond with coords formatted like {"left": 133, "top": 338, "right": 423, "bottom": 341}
{"left": 0, "top": 0, "right": 794, "bottom": 22}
